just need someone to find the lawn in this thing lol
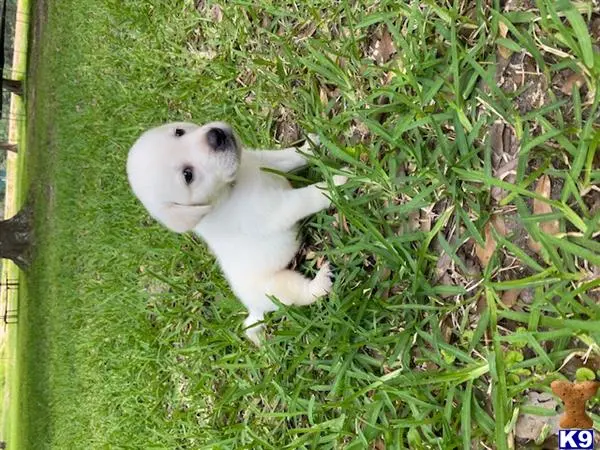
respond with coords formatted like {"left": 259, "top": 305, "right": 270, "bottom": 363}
{"left": 16, "top": 0, "right": 600, "bottom": 448}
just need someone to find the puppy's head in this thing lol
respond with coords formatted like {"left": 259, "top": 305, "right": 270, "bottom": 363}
{"left": 127, "top": 121, "right": 241, "bottom": 233}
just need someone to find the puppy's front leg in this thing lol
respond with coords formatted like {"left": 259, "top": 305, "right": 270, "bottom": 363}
{"left": 253, "top": 134, "right": 320, "bottom": 172}
{"left": 243, "top": 313, "right": 265, "bottom": 346}
{"left": 254, "top": 148, "right": 309, "bottom": 172}
{"left": 243, "top": 262, "right": 332, "bottom": 346}
{"left": 266, "top": 262, "right": 333, "bottom": 307}
{"left": 269, "top": 175, "right": 347, "bottom": 231}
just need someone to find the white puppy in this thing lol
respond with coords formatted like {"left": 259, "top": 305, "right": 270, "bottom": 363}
{"left": 127, "top": 121, "right": 347, "bottom": 344}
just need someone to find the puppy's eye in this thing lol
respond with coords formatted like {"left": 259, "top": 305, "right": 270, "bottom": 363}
{"left": 174, "top": 128, "right": 186, "bottom": 137}
{"left": 182, "top": 167, "right": 194, "bottom": 185}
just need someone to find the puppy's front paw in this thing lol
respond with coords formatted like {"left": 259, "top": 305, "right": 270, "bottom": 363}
{"left": 298, "top": 134, "right": 320, "bottom": 157}
{"left": 302, "top": 133, "right": 320, "bottom": 150}
{"left": 309, "top": 262, "right": 333, "bottom": 298}
{"left": 315, "top": 173, "right": 348, "bottom": 209}
{"left": 332, "top": 174, "right": 348, "bottom": 186}
{"left": 244, "top": 316, "right": 265, "bottom": 346}
{"left": 245, "top": 327, "right": 263, "bottom": 346}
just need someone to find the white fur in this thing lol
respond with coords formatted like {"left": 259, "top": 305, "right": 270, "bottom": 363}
{"left": 127, "top": 121, "right": 347, "bottom": 345}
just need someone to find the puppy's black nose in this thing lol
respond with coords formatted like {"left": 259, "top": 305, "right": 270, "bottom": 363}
{"left": 206, "top": 127, "right": 230, "bottom": 151}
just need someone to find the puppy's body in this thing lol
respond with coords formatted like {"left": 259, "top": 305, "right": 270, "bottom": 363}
{"left": 196, "top": 153, "right": 309, "bottom": 315}
{"left": 127, "top": 122, "right": 345, "bottom": 344}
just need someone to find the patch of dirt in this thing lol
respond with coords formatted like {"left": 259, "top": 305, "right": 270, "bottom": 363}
{"left": 318, "top": 85, "right": 343, "bottom": 119}
{"left": 345, "top": 119, "right": 371, "bottom": 146}
{"left": 273, "top": 106, "right": 301, "bottom": 146}
{"left": 515, "top": 391, "right": 560, "bottom": 444}
{"left": 26, "top": 0, "right": 49, "bottom": 107}
{"left": 193, "top": 1, "right": 222, "bottom": 23}
{"left": 490, "top": 121, "right": 520, "bottom": 203}
{"left": 497, "top": 52, "right": 548, "bottom": 115}
{"left": 584, "top": 187, "right": 600, "bottom": 215}
{"left": 503, "top": 0, "right": 536, "bottom": 10}
{"left": 591, "top": 16, "right": 600, "bottom": 42}
{"left": 554, "top": 69, "right": 586, "bottom": 96}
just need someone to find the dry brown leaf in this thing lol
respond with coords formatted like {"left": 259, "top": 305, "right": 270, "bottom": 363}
{"left": 497, "top": 22, "right": 513, "bottom": 59}
{"left": 440, "top": 315, "right": 453, "bottom": 343}
{"left": 491, "top": 214, "right": 507, "bottom": 236}
{"left": 370, "top": 27, "right": 396, "bottom": 65}
{"left": 372, "top": 438, "right": 385, "bottom": 450}
{"left": 498, "top": 21, "right": 509, "bottom": 39}
{"left": 497, "top": 22, "right": 512, "bottom": 58}
{"left": 560, "top": 72, "right": 585, "bottom": 95}
{"left": 319, "top": 87, "right": 328, "bottom": 106}
{"left": 407, "top": 210, "right": 420, "bottom": 232}
{"left": 475, "top": 293, "right": 487, "bottom": 316}
{"left": 498, "top": 44, "right": 512, "bottom": 60}
{"left": 419, "top": 209, "right": 432, "bottom": 232}
{"left": 528, "top": 175, "right": 559, "bottom": 253}
{"left": 296, "top": 22, "right": 317, "bottom": 40}
{"left": 475, "top": 215, "right": 507, "bottom": 267}
{"left": 501, "top": 289, "right": 521, "bottom": 308}
{"left": 475, "top": 223, "right": 496, "bottom": 267}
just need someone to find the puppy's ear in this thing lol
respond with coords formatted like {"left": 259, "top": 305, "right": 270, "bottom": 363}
{"left": 157, "top": 203, "right": 212, "bottom": 233}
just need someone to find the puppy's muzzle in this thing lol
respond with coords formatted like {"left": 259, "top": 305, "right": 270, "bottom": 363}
{"left": 207, "top": 127, "right": 235, "bottom": 152}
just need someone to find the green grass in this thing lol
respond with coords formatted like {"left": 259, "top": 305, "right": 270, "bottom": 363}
{"left": 17, "top": 0, "right": 600, "bottom": 448}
